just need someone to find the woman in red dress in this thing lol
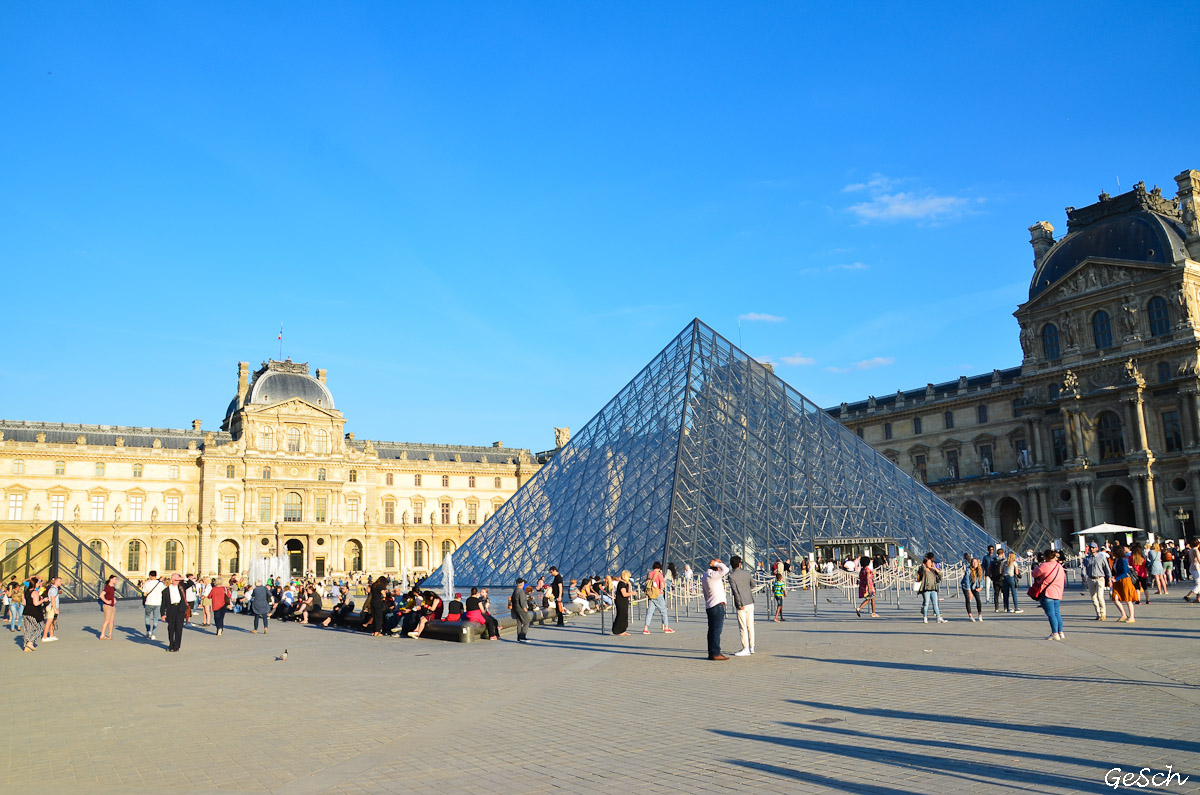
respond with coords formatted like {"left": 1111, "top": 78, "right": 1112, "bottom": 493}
{"left": 856, "top": 557, "right": 878, "bottom": 617}
{"left": 99, "top": 575, "right": 117, "bottom": 640}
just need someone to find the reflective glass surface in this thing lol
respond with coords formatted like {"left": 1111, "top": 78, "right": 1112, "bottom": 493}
{"left": 0, "top": 522, "right": 142, "bottom": 602}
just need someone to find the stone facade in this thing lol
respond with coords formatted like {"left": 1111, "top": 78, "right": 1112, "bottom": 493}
{"left": 0, "top": 359, "right": 539, "bottom": 580}
{"left": 831, "top": 171, "right": 1200, "bottom": 548}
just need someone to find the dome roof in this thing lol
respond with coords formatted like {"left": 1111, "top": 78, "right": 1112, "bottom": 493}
{"left": 222, "top": 360, "right": 334, "bottom": 426}
{"left": 1029, "top": 185, "right": 1188, "bottom": 300}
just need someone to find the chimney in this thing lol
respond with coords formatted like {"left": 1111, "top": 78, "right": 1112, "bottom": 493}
{"left": 192, "top": 419, "right": 202, "bottom": 431}
{"left": 1029, "top": 221, "right": 1055, "bottom": 269}
{"left": 316, "top": 368, "right": 327, "bottom": 383}
{"left": 236, "top": 361, "right": 250, "bottom": 408}
{"left": 345, "top": 432, "right": 355, "bottom": 441}
{"left": 492, "top": 441, "right": 504, "bottom": 448}
{"left": 1175, "top": 169, "right": 1200, "bottom": 257}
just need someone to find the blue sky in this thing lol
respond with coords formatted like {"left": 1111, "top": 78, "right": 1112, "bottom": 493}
{"left": 2, "top": 3, "right": 1197, "bottom": 451}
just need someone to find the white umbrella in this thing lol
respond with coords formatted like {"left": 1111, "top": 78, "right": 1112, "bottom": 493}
{"left": 1075, "top": 523, "right": 1143, "bottom": 536}
{"left": 442, "top": 551, "right": 455, "bottom": 606}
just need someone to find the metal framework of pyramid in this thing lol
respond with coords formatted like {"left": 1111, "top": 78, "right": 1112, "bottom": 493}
{"left": 427, "top": 319, "right": 995, "bottom": 588}
{"left": 0, "top": 522, "right": 141, "bottom": 603}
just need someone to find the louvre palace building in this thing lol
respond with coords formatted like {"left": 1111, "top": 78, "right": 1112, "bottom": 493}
{"left": 0, "top": 359, "right": 539, "bottom": 580}
{"left": 829, "top": 169, "right": 1200, "bottom": 550}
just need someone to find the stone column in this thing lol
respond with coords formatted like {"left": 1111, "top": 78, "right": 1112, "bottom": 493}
{"left": 1122, "top": 399, "right": 1141, "bottom": 452}
{"left": 1142, "top": 474, "right": 1161, "bottom": 535}
{"left": 1081, "top": 480, "right": 1097, "bottom": 528}
{"left": 1070, "top": 483, "right": 1085, "bottom": 534}
{"left": 1134, "top": 396, "right": 1150, "bottom": 454}
{"left": 1130, "top": 477, "right": 1147, "bottom": 530}
{"left": 1029, "top": 419, "right": 1043, "bottom": 466}
{"left": 1064, "top": 408, "right": 1081, "bottom": 461}
{"left": 1182, "top": 390, "right": 1199, "bottom": 448}
{"left": 1191, "top": 470, "right": 1200, "bottom": 529}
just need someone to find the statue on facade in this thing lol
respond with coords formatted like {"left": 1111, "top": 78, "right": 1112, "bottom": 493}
{"left": 1062, "top": 312, "right": 1079, "bottom": 348}
{"left": 1125, "top": 358, "right": 1146, "bottom": 388}
{"left": 74, "top": 504, "right": 81, "bottom": 521}
{"left": 457, "top": 510, "right": 463, "bottom": 524}
{"left": 1062, "top": 369, "right": 1079, "bottom": 395}
{"left": 1019, "top": 323, "right": 1034, "bottom": 357}
{"left": 1121, "top": 295, "right": 1139, "bottom": 337}
{"left": 114, "top": 505, "right": 121, "bottom": 522}
{"left": 151, "top": 507, "right": 158, "bottom": 523}
{"left": 554, "top": 427, "right": 571, "bottom": 448}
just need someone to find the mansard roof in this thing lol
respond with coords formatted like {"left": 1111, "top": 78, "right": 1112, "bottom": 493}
{"left": 0, "top": 420, "right": 231, "bottom": 450}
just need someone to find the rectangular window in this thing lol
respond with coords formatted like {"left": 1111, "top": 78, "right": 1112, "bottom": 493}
{"left": 1163, "top": 411, "right": 1183, "bottom": 453}
{"left": 7, "top": 494, "right": 23, "bottom": 520}
{"left": 883, "top": 423, "right": 892, "bottom": 440}
{"left": 413, "top": 502, "right": 423, "bottom": 524}
{"left": 468, "top": 475, "right": 476, "bottom": 488}
{"left": 259, "top": 495, "right": 272, "bottom": 523}
{"left": 977, "top": 404, "right": 988, "bottom": 424}
{"left": 1015, "top": 439, "right": 1030, "bottom": 468}
{"left": 95, "top": 462, "right": 105, "bottom": 477}
{"left": 51, "top": 494, "right": 65, "bottom": 520}
{"left": 347, "top": 498, "right": 359, "bottom": 524}
{"left": 442, "top": 475, "right": 450, "bottom": 488}
{"left": 129, "top": 495, "right": 143, "bottom": 522}
{"left": 979, "top": 444, "right": 993, "bottom": 474}
{"left": 91, "top": 494, "right": 105, "bottom": 521}
{"left": 386, "top": 473, "right": 394, "bottom": 486}
{"left": 169, "top": 465, "right": 179, "bottom": 480}
{"left": 133, "top": 463, "right": 143, "bottom": 478}
{"left": 12, "top": 460, "right": 24, "bottom": 474}
{"left": 913, "top": 417, "right": 922, "bottom": 435}
{"left": 913, "top": 455, "right": 927, "bottom": 483}
{"left": 223, "top": 495, "right": 236, "bottom": 521}
{"left": 1051, "top": 427, "right": 1068, "bottom": 466}
{"left": 944, "top": 411, "right": 954, "bottom": 430}
{"left": 384, "top": 501, "right": 395, "bottom": 524}
{"left": 856, "top": 428, "right": 864, "bottom": 439}
{"left": 414, "top": 474, "right": 422, "bottom": 486}
{"left": 467, "top": 503, "right": 477, "bottom": 524}
{"left": 440, "top": 501, "right": 451, "bottom": 525}
{"left": 315, "top": 496, "right": 327, "bottom": 522}
{"left": 166, "top": 496, "right": 179, "bottom": 522}
{"left": 55, "top": 461, "right": 65, "bottom": 476}
{"left": 945, "top": 449, "right": 959, "bottom": 479}
{"left": 494, "top": 476, "right": 501, "bottom": 489}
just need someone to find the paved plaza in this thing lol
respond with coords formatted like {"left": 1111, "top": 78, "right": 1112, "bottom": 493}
{"left": 3, "top": 589, "right": 1199, "bottom": 794}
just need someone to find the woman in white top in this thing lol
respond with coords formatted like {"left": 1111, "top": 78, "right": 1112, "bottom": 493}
{"left": 198, "top": 580, "right": 213, "bottom": 626}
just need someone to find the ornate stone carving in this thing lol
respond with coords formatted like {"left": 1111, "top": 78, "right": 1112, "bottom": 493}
{"left": 1062, "top": 313, "right": 1079, "bottom": 348}
{"left": 36, "top": 432, "right": 46, "bottom": 443}
{"left": 1173, "top": 284, "right": 1197, "bottom": 327}
{"left": 1087, "top": 364, "right": 1123, "bottom": 391}
{"left": 1062, "top": 370, "right": 1079, "bottom": 396}
{"left": 74, "top": 504, "right": 81, "bottom": 521}
{"left": 1124, "top": 358, "right": 1146, "bottom": 389}
{"left": 1019, "top": 323, "right": 1034, "bottom": 357}
{"left": 554, "top": 427, "right": 572, "bottom": 448}
{"left": 1120, "top": 294, "right": 1139, "bottom": 338}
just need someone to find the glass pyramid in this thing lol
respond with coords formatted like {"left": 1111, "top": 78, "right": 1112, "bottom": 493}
{"left": 0, "top": 521, "right": 142, "bottom": 603}
{"left": 426, "top": 319, "right": 995, "bottom": 588}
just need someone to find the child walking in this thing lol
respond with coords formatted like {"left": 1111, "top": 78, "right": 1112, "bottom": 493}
{"left": 772, "top": 573, "right": 786, "bottom": 621}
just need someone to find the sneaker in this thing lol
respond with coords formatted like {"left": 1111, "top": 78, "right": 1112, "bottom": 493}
{"left": 734, "top": 649, "right": 751, "bottom": 657}
{"left": 1046, "top": 633, "right": 1057, "bottom": 640}
{"left": 1057, "top": 632, "right": 1065, "bottom": 639}
{"left": 663, "top": 627, "right": 675, "bottom": 633}
{"left": 749, "top": 647, "right": 754, "bottom": 654}
{"left": 937, "top": 617, "right": 947, "bottom": 623}
{"left": 44, "top": 637, "right": 58, "bottom": 642}
{"left": 977, "top": 614, "right": 983, "bottom": 622}
{"left": 1013, "top": 609, "right": 1024, "bottom": 614}
{"left": 923, "top": 616, "right": 928, "bottom": 624}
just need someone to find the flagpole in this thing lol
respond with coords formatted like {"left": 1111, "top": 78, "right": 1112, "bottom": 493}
{"left": 278, "top": 324, "right": 283, "bottom": 359}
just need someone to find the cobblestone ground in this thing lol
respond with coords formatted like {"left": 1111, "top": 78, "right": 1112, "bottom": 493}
{"left": 3, "top": 587, "right": 1198, "bottom": 794}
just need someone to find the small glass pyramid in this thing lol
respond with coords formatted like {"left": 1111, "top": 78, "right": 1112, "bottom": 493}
{"left": 427, "top": 319, "right": 995, "bottom": 588}
{"left": 0, "top": 521, "right": 142, "bottom": 602}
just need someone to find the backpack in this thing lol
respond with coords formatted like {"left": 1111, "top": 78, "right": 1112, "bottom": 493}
{"left": 987, "top": 558, "right": 1002, "bottom": 579}
{"left": 645, "top": 578, "right": 662, "bottom": 600}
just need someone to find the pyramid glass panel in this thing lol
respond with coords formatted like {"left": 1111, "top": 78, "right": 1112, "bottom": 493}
{"left": 427, "top": 319, "right": 996, "bottom": 589}
{"left": 0, "top": 522, "right": 142, "bottom": 602}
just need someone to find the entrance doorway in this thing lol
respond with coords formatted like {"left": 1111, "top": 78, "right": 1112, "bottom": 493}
{"left": 315, "top": 557, "right": 325, "bottom": 578}
{"left": 1099, "top": 485, "right": 1136, "bottom": 528}
{"left": 997, "top": 497, "right": 1023, "bottom": 545}
{"left": 285, "top": 539, "right": 304, "bottom": 577}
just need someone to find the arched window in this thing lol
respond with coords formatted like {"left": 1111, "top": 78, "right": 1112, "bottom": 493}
{"left": 441, "top": 539, "right": 454, "bottom": 559}
{"left": 385, "top": 539, "right": 397, "bottom": 568}
{"left": 344, "top": 539, "right": 363, "bottom": 571}
{"left": 283, "top": 492, "right": 302, "bottom": 522}
{"left": 1158, "top": 361, "right": 1172, "bottom": 384}
{"left": 126, "top": 540, "right": 142, "bottom": 571}
{"left": 88, "top": 539, "right": 107, "bottom": 559}
{"left": 349, "top": 470, "right": 357, "bottom": 483}
{"left": 1042, "top": 324, "right": 1060, "bottom": 360}
{"left": 259, "top": 426, "right": 275, "bottom": 451}
{"left": 164, "top": 539, "right": 179, "bottom": 571}
{"left": 226, "top": 465, "right": 235, "bottom": 478}
{"left": 413, "top": 539, "right": 427, "bottom": 568}
{"left": 1092, "top": 310, "right": 1113, "bottom": 350}
{"left": 4, "top": 539, "right": 19, "bottom": 557}
{"left": 317, "top": 468, "right": 326, "bottom": 481}
{"left": 286, "top": 428, "right": 301, "bottom": 452}
{"left": 314, "top": 429, "right": 329, "bottom": 454}
{"left": 262, "top": 467, "right": 271, "bottom": 479}
{"left": 1096, "top": 411, "right": 1125, "bottom": 461}
{"left": 1148, "top": 296, "right": 1170, "bottom": 337}
{"left": 218, "top": 540, "right": 239, "bottom": 575}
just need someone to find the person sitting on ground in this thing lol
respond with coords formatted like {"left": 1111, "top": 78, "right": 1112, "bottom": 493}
{"left": 322, "top": 586, "right": 354, "bottom": 627}
{"left": 409, "top": 590, "right": 444, "bottom": 639}
{"left": 444, "top": 593, "right": 465, "bottom": 622}
{"left": 569, "top": 579, "right": 591, "bottom": 615}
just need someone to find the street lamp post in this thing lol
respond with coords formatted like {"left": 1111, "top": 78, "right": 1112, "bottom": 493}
{"left": 1173, "top": 507, "right": 1190, "bottom": 541}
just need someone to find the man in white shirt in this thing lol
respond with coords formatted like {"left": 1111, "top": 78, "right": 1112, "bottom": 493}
{"left": 702, "top": 559, "right": 729, "bottom": 661}
{"left": 141, "top": 571, "right": 165, "bottom": 639}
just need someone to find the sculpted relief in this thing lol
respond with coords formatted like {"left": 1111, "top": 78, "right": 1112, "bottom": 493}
{"left": 1055, "top": 264, "right": 1132, "bottom": 299}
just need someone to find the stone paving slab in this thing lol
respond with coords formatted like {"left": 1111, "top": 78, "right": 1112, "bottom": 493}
{"left": 2, "top": 588, "right": 1198, "bottom": 794}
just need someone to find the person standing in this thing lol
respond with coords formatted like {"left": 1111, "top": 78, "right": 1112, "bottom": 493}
{"left": 511, "top": 578, "right": 532, "bottom": 642}
{"left": 980, "top": 545, "right": 997, "bottom": 606}
{"left": 42, "top": 576, "right": 62, "bottom": 642}
{"left": 1001, "top": 552, "right": 1024, "bottom": 613}
{"left": 141, "top": 571, "right": 165, "bottom": 640}
{"left": 99, "top": 575, "right": 118, "bottom": 640}
{"left": 1082, "top": 543, "right": 1111, "bottom": 620}
{"left": 1111, "top": 544, "right": 1138, "bottom": 623}
{"left": 160, "top": 574, "right": 189, "bottom": 652}
{"left": 915, "top": 553, "right": 946, "bottom": 624}
{"left": 961, "top": 558, "right": 984, "bottom": 622}
{"left": 611, "top": 570, "right": 633, "bottom": 636}
{"left": 772, "top": 572, "right": 787, "bottom": 621}
{"left": 856, "top": 556, "right": 878, "bottom": 618}
{"left": 183, "top": 575, "right": 198, "bottom": 627}
{"left": 728, "top": 555, "right": 755, "bottom": 656}
{"left": 702, "top": 558, "right": 729, "bottom": 661}
{"left": 549, "top": 566, "right": 566, "bottom": 626}
{"left": 7, "top": 578, "right": 25, "bottom": 633}
{"left": 1184, "top": 538, "right": 1200, "bottom": 603}
{"left": 22, "top": 577, "right": 46, "bottom": 652}
{"left": 209, "top": 578, "right": 230, "bottom": 636}
{"left": 1030, "top": 549, "right": 1067, "bottom": 640}
{"left": 250, "top": 579, "right": 271, "bottom": 634}
{"left": 642, "top": 562, "right": 673, "bottom": 634}
{"left": 1148, "top": 543, "right": 1169, "bottom": 597}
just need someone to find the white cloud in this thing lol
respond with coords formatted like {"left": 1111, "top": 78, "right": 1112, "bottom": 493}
{"left": 799, "top": 261, "right": 869, "bottom": 276}
{"left": 842, "top": 173, "right": 980, "bottom": 224}
{"left": 826, "top": 356, "right": 894, "bottom": 374}
{"left": 738, "top": 312, "right": 786, "bottom": 323}
{"left": 781, "top": 353, "right": 815, "bottom": 366}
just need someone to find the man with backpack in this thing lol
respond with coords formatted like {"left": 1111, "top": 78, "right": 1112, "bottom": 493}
{"left": 987, "top": 545, "right": 1005, "bottom": 612}
{"left": 141, "top": 570, "right": 165, "bottom": 640}
{"left": 642, "top": 562, "right": 674, "bottom": 634}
